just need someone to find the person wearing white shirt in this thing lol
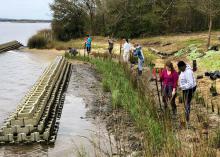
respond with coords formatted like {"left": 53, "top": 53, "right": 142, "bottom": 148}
{"left": 177, "top": 61, "right": 197, "bottom": 125}
{"left": 123, "top": 39, "right": 131, "bottom": 62}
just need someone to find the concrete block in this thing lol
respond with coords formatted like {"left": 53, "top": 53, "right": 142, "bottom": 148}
{"left": 31, "top": 133, "right": 35, "bottom": 142}
{"left": 24, "top": 118, "right": 38, "bottom": 126}
{"left": 4, "top": 134, "right": 13, "bottom": 142}
{"left": 37, "top": 123, "right": 44, "bottom": 132}
{"left": 17, "top": 133, "right": 27, "bottom": 142}
{"left": 8, "top": 134, "right": 14, "bottom": 142}
{"left": 43, "top": 131, "right": 50, "bottom": 140}
{"left": 27, "top": 125, "right": 35, "bottom": 132}
{"left": 11, "top": 125, "right": 18, "bottom": 134}
{"left": 0, "top": 136, "right": 4, "bottom": 141}
{"left": 30, "top": 132, "right": 40, "bottom": 142}
{"left": 10, "top": 119, "right": 24, "bottom": 126}
{"left": 17, "top": 127, "right": 29, "bottom": 134}
{"left": 3, "top": 127, "right": 13, "bottom": 135}
{"left": 34, "top": 132, "right": 40, "bottom": 142}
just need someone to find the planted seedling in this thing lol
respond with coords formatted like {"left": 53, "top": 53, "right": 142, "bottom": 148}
{"left": 210, "top": 81, "right": 218, "bottom": 97}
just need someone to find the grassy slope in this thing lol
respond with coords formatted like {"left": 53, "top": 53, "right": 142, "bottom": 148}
{"left": 65, "top": 54, "right": 180, "bottom": 156}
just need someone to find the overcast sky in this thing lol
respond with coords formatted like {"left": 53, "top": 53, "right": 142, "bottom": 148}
{"left": 0, "top": 0, "right": 53, "bottom": 20}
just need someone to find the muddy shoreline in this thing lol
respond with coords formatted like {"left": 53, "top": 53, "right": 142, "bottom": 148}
{"left": 68, "top": 60, "right": 143, "bottom": 156}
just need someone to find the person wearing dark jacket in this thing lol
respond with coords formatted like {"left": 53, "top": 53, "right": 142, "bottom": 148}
{"left": 160, "top": 61, "right": 179, "bottom": 114}
{"left": 108, "top": 36, "right": 114, "bottom": 54}
{"left": 177, "top": 61, "right": 197, "bottom": 124}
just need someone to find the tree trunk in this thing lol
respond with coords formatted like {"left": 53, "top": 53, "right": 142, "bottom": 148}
{"left": 207, "top": 15, "right": 212, "bottom": 49}
{"left": 90, "top": 12, "right": 93, "bottom": 35}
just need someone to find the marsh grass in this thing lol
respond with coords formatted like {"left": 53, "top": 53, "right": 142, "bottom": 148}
{"left": 27, "top": 29, "right": 54, "bottom": 49}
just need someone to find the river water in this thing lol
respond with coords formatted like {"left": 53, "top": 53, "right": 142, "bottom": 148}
{"left": 0, "top": 22, "right": 112, "bottom": 157}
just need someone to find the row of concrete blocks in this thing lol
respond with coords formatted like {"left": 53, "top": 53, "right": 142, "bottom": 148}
{"left": 17, "top": 57, "right": 64, "bottom": 118}
{"left": 2, "top": 61, "right": 70, "bottom": 143}
{"left": 0, "top": 57, "right": 69, "bottom": 143}
{"left": 0, "top": 40, "right": 23, "bottom": 53}
{"left": 15, "top": 57, "right": 62, "bottom": 112}
{"left": 0, "top": 131, "right": 51, "bottom": 143}
{"left": 10, "top": 59, "right": 60, "bottom": 119}
{"left": 5, "top": 57, "right": 65, "bottom": 128}
{"left": 36, "top": 62, "right": 69, "bottom": 136}
{"left": 1, "top": 62, "right": 71, "bottom": 143}
{"left": 43, "top": 64, "right": 72, "bottom": 143}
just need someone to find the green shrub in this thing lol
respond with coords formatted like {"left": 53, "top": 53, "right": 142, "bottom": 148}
{"left": 28, "top": 35, "right": 48, "bottom": 49}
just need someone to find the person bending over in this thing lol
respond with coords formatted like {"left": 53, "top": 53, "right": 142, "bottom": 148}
{"left": 160, "top": 61, "right": 179, "bottom": 114}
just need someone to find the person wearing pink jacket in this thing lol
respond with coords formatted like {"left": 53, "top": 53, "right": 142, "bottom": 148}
{"left": 160, "top": 61, "right": 179, "bottom": 114}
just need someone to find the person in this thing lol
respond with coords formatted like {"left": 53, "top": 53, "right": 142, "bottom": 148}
{"left": 160, "top": 61, "right": 179, "bottom": 114}
{"left": 68, "top": 47, "right": 78, "bottom": 56}
{"left": 85, "top": 35, "right": 92, "bottom": 55}
{"left": 108, "top": 36, "right": 114, "bottom": 54}
{"left": 123, "top": 39, "right": 131, "bottom": 62}
{"left": 133, "top": 44, "right": 144, "bottom": 75}
{"left": 177, "top": 61, "right": 197, "bottom": 124}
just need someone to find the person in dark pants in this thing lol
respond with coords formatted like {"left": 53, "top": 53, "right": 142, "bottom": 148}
{"left": 108, "top": 36, "right": 114, "bottom": 54}
{"left": 160, "top": 61, "right": 179, "bottom": 114}
{"left": 68, "top": 47, "right": 78, "bottom": 56}
{"left": 177, "top": 61, "right": 197, "bottom": 126}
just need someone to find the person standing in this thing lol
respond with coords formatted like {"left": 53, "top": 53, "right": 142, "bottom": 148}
{"left": 108, "top": 36, "right": 114, "bottom": 54}
{"left": 85, "top": 35, "right": 92, "bottom": 55}
{"left": 123, "top": 39, "right": 131, "bottom": 62}
{"left": 160, "top": 61, "right": 179, "bottom": 114}
{"left": 177, "top": 61, "right": 197, "bottom": 125}
{"left": 133, "top": 44, "right": 144, "bottom": 75}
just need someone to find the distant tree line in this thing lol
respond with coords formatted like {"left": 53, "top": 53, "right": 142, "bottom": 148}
{"left": 50, "top": 0, "right": 220, "bottom": 41}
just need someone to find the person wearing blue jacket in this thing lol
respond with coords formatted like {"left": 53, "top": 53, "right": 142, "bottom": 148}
{"left": 85, "top": 35, "right": 92, "bottom": 55}
{"left": 133, "top": 44, "right": 145, "bottom": 75}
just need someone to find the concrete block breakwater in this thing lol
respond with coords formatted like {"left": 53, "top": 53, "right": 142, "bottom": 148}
{"left": 0, "top": 41, "right": 23, "bottom": 53}
{"left": 0, "top": 56, "right": 72, "bottom": 144}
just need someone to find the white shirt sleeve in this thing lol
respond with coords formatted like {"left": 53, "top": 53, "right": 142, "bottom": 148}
{"left": 180, "top": 70, "right": 195, "bottom": 90}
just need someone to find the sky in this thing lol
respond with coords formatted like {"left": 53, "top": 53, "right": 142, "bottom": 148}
{"left": 0, "top": 0, "right": 53, "bottom": 20}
